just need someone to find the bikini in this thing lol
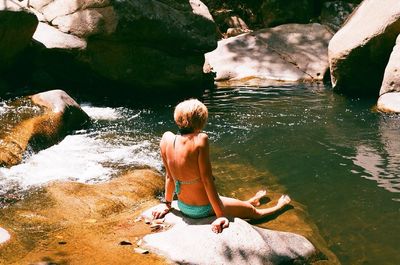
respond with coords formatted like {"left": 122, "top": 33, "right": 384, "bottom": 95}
{"left": 172, "top": 131, "right": 213, "bottom": 219}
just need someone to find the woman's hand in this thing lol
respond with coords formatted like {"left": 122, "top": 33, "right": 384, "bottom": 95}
{"left": 211, "top": 217, "right": 229, "bottom": 233}
{"left": 151, "top": 203, "right": 171, "bottom": 219}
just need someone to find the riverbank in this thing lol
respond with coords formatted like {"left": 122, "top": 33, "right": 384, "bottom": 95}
{"left": 0, "top": 166, "right": 338, "bottom": 264}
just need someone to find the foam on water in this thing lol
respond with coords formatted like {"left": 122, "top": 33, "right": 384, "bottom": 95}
{"left": 81, "top": 105, "right": 121, "bottom": 120}
{"left": 0, "top": 134, "right": 162, "bottom": 194}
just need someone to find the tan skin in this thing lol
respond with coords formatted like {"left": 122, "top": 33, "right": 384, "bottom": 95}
{"left": 152, "top": 129, "right": 291, "bottom": 233}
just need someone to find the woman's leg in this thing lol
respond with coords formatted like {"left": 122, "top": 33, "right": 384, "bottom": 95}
{"left": 220, "top": 193, "right": 291, "bottom": 220}
{"left": 246, "top": 190, "right": 267, "bottom": 206}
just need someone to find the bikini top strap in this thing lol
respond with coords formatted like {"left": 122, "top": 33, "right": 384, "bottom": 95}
{"left": 173, "top": 134, "right": 177, "bottom": 149}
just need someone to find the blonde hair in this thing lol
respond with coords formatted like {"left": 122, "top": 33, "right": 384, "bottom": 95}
{"left": 174, "top": 99, "right": 208, "bottom": 132}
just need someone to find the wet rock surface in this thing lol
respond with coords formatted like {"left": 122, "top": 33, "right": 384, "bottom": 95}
{"left": 0, "top": 169, "right": 166, "bottom": 265}
{"left": 0, "top": 90, "right": 90, "bottom": 167}
{"left": 0, "top": 158, "right": 340, "bottom": 265}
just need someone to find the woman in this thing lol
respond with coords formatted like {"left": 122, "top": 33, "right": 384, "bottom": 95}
{"left": 152, "top": 99, "right": 291, "bottom": 233}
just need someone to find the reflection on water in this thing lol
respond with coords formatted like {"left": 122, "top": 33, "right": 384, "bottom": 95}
{"left": 354, "top": 145, "right": 400, "bottom": 195}
{"left": 1, "top": 85, "right": 400, "bottom": 264}
{"left": 202, "top": 85, "right": 400, "bottom": 265}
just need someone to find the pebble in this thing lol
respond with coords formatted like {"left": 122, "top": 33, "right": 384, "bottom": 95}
{"left": 119, "top": 240, "right": 132, "bottom": 245}
{"left": 134, "top": 247, "right": 149, "bottom": 254}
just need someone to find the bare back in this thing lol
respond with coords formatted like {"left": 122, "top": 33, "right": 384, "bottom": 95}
{"left": 160, "top": 131, "right": 210, "bottom": 206}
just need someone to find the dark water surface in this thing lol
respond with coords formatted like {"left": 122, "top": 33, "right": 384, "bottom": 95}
{"left": 1, "top": 84, "right": 399, "bottom": 264}
{"left": 202, "top": 85, "right": 400, "bottom": 265}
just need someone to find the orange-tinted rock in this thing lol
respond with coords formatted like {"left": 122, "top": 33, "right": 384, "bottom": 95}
{"left": 0, "top": 90, "right": 90, "bottom": 167}
{"left": 0, "top": 169, "right": 166, "bottom": 265}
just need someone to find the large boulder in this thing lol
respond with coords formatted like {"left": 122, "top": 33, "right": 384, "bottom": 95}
{"left": 328, "top": 0, "right": 400, "bottom": 96}
{"left": 11, "top": 0, "right": 218, "bottom": 98}
{"left": 142, "top": 203, "right": 318, "bottom": 265}
{"left": 377, "top": 34, "right": 400, "bottom": 113}
{"left": 0, "top": 7, "right": 38, "bottom": 71}
{"left": 204, "top": 23, "right": 333, "bottom": 86}
{"left": 377, "top": 92, "right": 400, "bottom": 113}
{"left": 0, "top": 169, "right": 167, "bottom": 264}
{"left": 380, "top": 34, "right": 400, "bottom": 96}
{"left": 0, "top": 90, "right": 90, "bottom": 167}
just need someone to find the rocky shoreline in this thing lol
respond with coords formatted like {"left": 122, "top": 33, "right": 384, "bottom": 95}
{"left": 0, "top": 91, "right": 339, "bottom": 264}
{"left": 1, "top": 0, "right": 400, "bottom": 264}
{"left": 0, "top": 166, "right": 339, "bottom": 265}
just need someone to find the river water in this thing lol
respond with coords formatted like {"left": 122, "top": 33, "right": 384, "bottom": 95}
{"left": 0, "top": 84, "right": 399, "bottom": 264}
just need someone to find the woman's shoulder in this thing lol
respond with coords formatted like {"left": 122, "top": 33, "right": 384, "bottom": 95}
{"left": 160, "top": 131, "right": 175, "bottom": 147}
{"left": 195, "top": 132, "right": 209, "bottom": 147}
{"left": 162, "top": 131, "right": 175, "bottom": 139}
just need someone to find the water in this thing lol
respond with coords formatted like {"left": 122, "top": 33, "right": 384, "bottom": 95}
{"left": 1, "top": 84, "right": 399, "bottom": 264}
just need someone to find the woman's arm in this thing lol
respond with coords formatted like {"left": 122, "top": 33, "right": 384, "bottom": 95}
{"left": 162, "top": 152, "right": 175, "bottom": 204}
{"left": 198, "top": 133, "right": 229, "bottom": 233}
{"left": 152, "top": 133, "right": 175, "bottom": 219}
{"left": 197, "top": 133, "right": 225, "bottom": 217}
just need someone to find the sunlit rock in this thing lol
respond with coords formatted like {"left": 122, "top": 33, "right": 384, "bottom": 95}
{"left": 33, "top": 22, "right": 87, "bottom": 49}
{"left": 377, "top": 34, "right": 400, "bottom": 113}
{"left": 328, "top": 0, "right": 400, "bottom": 96}
{"left": 19, "top": 0, "right": 218, "bottom": 98}
{"left": 0, "top": 90, "right": 90, "bottom": 167}
{"left": 377, "top": 92, "right": 400, "bottom": 113}
{"left": 380, "top": 34, "right": 400, "bottom": 96}
{"left": 0, "top": 169, "right": 166, "bottom": 264}
{"left": 51, "top": 7, "right": 117, "bottom": 37}
{"left": 142, "top": 203, "right": 318, "bottom": 265}
{"left": 204, "top": 23, "right": 333, "bottom": 86}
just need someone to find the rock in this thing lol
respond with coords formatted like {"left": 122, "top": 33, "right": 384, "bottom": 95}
{"left": 226, "top": 15, "right": 249, "bottom": 30}
{"left": 204, "top": 23, "right": 333, "bottom": 86}
{"left": 33, "top": 22, "right": 87, "bottom": 49}
{"left": 134, "top": 247, "right": 149, "bottom": 254}
{"left": 21, "top": 0, "right": 218, "bottom": 98}
{"left": 377, "top": 92, "right": 400, "bottom": 113}
{"left": 189, "top": 0, "right": 214, "bottom": 22}
{"left": 380, "top": 34, "right": 400, "bottom": 96}
{"left": 320, "top": 1, "right": 357, "bottom": 32}
{"left": 40, "top": 0, "right": 110, "bottom": 22}
{"left": 225, "top": 16, "right": 252, "bottom": 37}
{"left": 201, "top": 0, "right": 262, "bottom": 32}
{"left": 0, "top": 90, "right": 90, "bottom": 167}
{"left": 260, "top": 0, "right": 316, "bottom": 27}
{"left": 0, "top": 169, "right": 167, "bottom": 264}
{"left": 0, "top": 9, "right": 38, "bottom": 71}
{"left": 51, "top": 7, "right": 117, "bottom": 38}
{"left": 328, "top": 0, "right": 400, "bottom": 96}
{"left": 142, "top": 203, "right": 318, "bottom": 265}
{"left": 0, "top": 227, "right": 10, "bottom": 244}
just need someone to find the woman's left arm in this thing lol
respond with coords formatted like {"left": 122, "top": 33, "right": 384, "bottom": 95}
{"left": 152, "top": 133, "right": 175, "bottom": 219}
{"left": 198, "top": 133, "right": 229, "bottom": 233}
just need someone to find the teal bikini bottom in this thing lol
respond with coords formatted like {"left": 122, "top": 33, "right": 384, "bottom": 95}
{"left": 178, "top": 200, "right": 213, "bottom": 219}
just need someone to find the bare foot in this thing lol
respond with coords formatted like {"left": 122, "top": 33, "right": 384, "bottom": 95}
{"left": 248, "top": 190, "right": 267, "bottom": 207}
{"left": 277, "top": 194, "right": 291, "bottom": 208}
